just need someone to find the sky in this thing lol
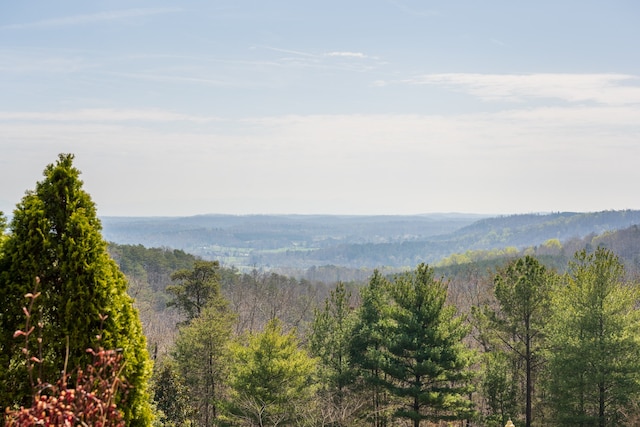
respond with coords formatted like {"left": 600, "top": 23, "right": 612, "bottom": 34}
{"left": 1, "top": 1, "right": 639, "bottom": 217}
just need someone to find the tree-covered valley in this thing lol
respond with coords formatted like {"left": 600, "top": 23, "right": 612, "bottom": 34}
{"left": 4, "top": 155, "right": 640, "bottom": 426}
{"left": 101, "top": 210, "right": 640, "bottom": 282}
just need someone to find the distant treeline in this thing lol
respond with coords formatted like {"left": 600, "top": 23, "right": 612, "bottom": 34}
{"left": 102, "top": 210, "right": 640, "bottom": 274}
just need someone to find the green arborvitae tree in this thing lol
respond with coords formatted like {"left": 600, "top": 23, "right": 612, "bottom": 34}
{"left": 172, "top": 296, "right": 235, "bottom": 427}
{"left": 166, "top": 260, "right": 221, "bottom": 322}
{"left": 381, "top": 263, "right": 475, "bottom": 427}
{"left": 309, "top": 282, "right": 361, "bottom": 426}
{"left": 477, "top": 255, "right": 556, "bottom": 427}
{"left": 350, "top": 270, "right": 394, "bottom": 427}
{"left": 229, "top": 318, "right": 316, "bottom": 426}
{"left": 546, "top": 248, "right": 640, "bottom": 426}
{"left": 0, "top": 154, "right": 152, "bottom": 426}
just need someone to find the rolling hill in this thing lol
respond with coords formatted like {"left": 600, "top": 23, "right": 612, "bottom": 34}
{"left": 101, "top": 210, "right": 640, "bottom": 273}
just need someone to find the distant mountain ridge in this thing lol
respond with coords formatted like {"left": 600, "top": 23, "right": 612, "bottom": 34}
{"left": 101, "top": 210, "right": 640, "bottom": 271}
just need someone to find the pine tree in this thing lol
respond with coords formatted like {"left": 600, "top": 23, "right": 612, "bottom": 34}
{"left": 172, "top": 296, "right": 235, "bottom": 426}
{"left": 479, "top": 256, "right": 556, "bottom": 427}
{"left": 350, "top": 270, "right": 394, "bottom": 427}
{"left": 480, "top": 350, "right": 519, "bottom": 427}
{"left": 546, "top": 248, "right": 640, "bottom": 426}
{"left": 310, "top": 282, "right": 361, "bottom": 426}
{"left": 0, "top": 154, "right": 153, "bottom": 426}
{"left": 166, "top": 260, "right": 221, "bottom": 322}
{"left": 381, "top": 263, "right": 475, "bottom": 427}
{"left": 152, "top": 360, "right": 191, "bottom": 427}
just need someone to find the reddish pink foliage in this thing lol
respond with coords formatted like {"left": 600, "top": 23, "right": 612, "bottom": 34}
{"left": 5, "top": 348, "right": 127, "bottom": 427}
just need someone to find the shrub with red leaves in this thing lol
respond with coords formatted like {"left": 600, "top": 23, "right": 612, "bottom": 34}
{"left": 5, "top": 347, "right": 128, "bottom": 427}
{"left": 4, "top": 285, "right": 128, "bottom": 427}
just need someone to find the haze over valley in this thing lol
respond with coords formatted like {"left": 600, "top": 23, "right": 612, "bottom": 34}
{"left": 102, "top": 210, "right": 640, "bottom": 280}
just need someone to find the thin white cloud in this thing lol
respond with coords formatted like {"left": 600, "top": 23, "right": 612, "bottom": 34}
{"left": 254, "top": 46, "right": 316, "bottom": 58}
{"left": 106, "top": 71, "right": 232, "bottom": 87}
{"left": 402, "top": 73, "right": 640, "bottom": 105}
{"left": 1, "top": 8, "right": 182, "bottom": 30}
{"left": 0, "top": 109, "right": 221, "bottom": 123}
{"left": 325, "top": 51, "right": 367, "bottom": 59}
{"left": 256, "top": 46, "right": 381, "bottom": 67}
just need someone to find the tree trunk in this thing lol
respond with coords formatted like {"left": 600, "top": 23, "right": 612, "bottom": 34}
{"left": 599, "top": 382, "right": 605, "bottom": 427}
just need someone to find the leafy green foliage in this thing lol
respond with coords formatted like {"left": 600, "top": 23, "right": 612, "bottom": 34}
{"left": 310, "top": 282, "right": 362, "bottom": 425}
{"left": 350, "top": 266, "right": 476, "bottom": 427}
{"left": 228, "top": 318, "right": 316, "bottom": 426}
{"left": 152, "top": 360, "right": 190, "bottom": 427}
{"left": 172, "top": 297, "right": 235, "bottom": 426}
{"left": 166, "top": 260, "right": 222, "bottom": 322}
{"left": 546, "top": 248, "right": 640, "bottom": 426}
{"left": 0, "top": 211, "right": 7, "bottom": 255}
{"left": 0, "top": 154, "right": 152, "bottom": 426}
{"left": 108, "top": 243, "right": 197, "bottom": 295}
{"left": 310, "top": 282, "right": 357, "bottom": 391}
{"left": 350, "top": 270, "right": 396, "bottom": 427}
{"left": 478, "top": 256, "right": 556, "bottom": 426}
{"left": 438, "top": 247, "right": 519, "bottom": 267}
{"left": 480, "top": 351, "right": 518, "bottom": 427}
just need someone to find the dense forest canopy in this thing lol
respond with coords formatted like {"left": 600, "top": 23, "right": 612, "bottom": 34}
{"left": 3, "top": 155, "right": 640, "bottom": 426}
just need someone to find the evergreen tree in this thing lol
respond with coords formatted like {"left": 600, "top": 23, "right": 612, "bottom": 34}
{"left": 478, "top": 256, "right": 556, "bottom": 427}
{"left": 152, "top": 360, "right": 191, "bottom": 427}
{"left": 228, "top": 318, "right": 316, "bottom": 426}
{"left": 480, "top": 351, "right": 519, "bottom": 427}
{"left": 310, "top": 282, "right": 361, "bottom": 426}
{"left": 546, "top": 248, "right": 640, "bottom": 426}
{"left": 166, "top": 259, "right": 221, "bottom": 322}
{"left": 172, "top": 296, "right": 235, "bottom": 427}
{"left": 0, "top": 154, "right": 152, "bottom": 426}
{"left": 350, "top": 270, "right": 394, "bottom": 427}
{"left": 381, "top": 263, "right": 475, "bottom": 427}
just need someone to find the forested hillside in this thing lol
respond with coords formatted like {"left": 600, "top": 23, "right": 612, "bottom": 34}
{"left": 5, "top": 155, "right": 640, "bottom": 426}
{"left": 109, "top": 223, "right": 640, "bottom": 355}
{"left": 105, "top": 223, "right": 640, "bottom": 426}
{"left": 102, "top": 210, "right": 640, "bottom": 276}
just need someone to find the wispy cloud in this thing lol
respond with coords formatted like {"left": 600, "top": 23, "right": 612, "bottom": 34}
{"left": 106, "top": 71, "right": 233, "bottom": 87}
{"left": 257, "top": 46, "right": 379, "bottom": 62}
{"left": 0, "top": 109, "right": 220, "bottom": 123}
{"left": 253, "top": 46, "right": 316, "bottom": 58}
{"left": 1, "top": 8, "right": 182, "bottom": 30}
{"left": 251, "top": 45, "right": 384, "bottom": 74}
{"left": 325, "top": 51, "right": 368, "bottom": 59}
{"left": 401, "top": 73, "right": 640, "bottom": 105}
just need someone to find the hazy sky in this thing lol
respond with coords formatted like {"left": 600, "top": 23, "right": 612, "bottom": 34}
{"left": 1, "top": 1, "right": 639, "bottom": 217}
